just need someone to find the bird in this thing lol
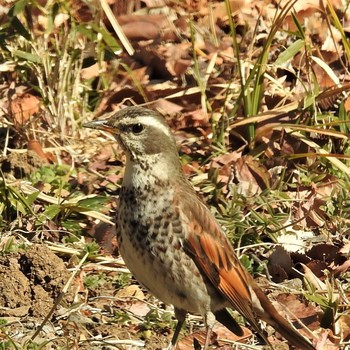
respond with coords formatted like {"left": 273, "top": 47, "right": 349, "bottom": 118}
{"left": 84, "top": 106, "right": 316, "bottom": 350}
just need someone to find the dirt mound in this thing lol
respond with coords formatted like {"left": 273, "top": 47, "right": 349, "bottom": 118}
{"left": 0, "top": 244, "right": 72, "bottom": 318}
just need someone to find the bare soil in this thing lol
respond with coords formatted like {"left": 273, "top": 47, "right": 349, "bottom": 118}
{"left": 0, "top": 244, "right": 71, "bottom": 319}
{"left": 0, "top": 244, "right": 174, "bottom": 349}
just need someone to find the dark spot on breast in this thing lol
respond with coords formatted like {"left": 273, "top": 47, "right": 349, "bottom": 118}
{"left": 168, "top": 234, "right": 174, "bottom": 245}
{"left": 150, "top": 232, "right": 157, "bottom": 240}
{"left": 176, "top": 290, "right": 187, "bottom": 300}
{"left": 154, "top": 243, "right": 167, "bottom": 254}
{"left": 163, "top": 221, "right": 170, "bottom": 228}
{"left": 130, "top": 220, "right": 138, "bottom": 228}
{"left": 157, "top": 237, "right": 166, "bottom": 246}
{"left": 172, "top": 220, "right": 183, "bottom": 234}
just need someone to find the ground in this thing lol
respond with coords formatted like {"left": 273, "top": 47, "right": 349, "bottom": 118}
{"left": 0, "top": 245, "right": 71, "bottom": 319}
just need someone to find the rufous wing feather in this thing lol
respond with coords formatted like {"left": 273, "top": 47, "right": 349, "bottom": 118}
{"left": 181, "top": 198, "right": 264, "bottom": 335}
{"left": 180, "top": 190, "right": 315, "bottom": 350}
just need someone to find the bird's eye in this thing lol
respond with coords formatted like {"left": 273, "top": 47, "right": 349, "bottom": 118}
{"left": 131, "top": 123, "right": 144, "bottom": 134}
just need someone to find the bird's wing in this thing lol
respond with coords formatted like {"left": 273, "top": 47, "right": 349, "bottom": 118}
{"left": 179, "top": 189, "right": 316, "bottom": 350}
{"left": 179, "top": 191, "right": 262, "bottom": 333}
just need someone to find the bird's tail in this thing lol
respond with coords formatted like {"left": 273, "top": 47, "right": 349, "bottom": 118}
{"left": 253, "top": 286, "right": 316, "bottom": 350}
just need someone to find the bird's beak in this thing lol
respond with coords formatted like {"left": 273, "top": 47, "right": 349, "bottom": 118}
{"left": 83, "top": 120, "right": 116, "bottom": 134}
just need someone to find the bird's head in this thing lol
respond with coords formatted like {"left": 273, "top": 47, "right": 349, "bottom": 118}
{"left": 84, "top": 107, "right": 179, "bottom": 167}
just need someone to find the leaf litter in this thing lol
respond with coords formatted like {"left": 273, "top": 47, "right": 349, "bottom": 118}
{"left": 0, "top": 0, "right": 350, "bottom": 348}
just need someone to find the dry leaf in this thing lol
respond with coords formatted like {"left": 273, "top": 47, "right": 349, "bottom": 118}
{"left": 118, "top": 14, "right": 169, "bottom": 40}
{"left": 9, "top": 93, "right": 40, "bottom": 125}
{"left": 116, "top": 284, "right": 145, "bottom": 299}
{"left": 233, "top": 155, "right": 270, "bottom": 195}
{"left": 27, "top": 139, "right": 57, "bottom": 164}
{"left": 268, "top": 246, "right": 293, "bottom": 282}
{"left": 177, "top": 323, "right": 251, "bottom": 350}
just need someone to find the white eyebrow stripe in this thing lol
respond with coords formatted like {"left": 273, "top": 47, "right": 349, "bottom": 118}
{"left": 138, "top": 116, "right": 172, "bottom": 137}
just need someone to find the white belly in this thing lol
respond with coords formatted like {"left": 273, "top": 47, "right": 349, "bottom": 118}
{"left": 119, "top": 229, "right": 211, "bottom": 314}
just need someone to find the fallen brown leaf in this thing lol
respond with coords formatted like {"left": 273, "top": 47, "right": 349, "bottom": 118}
{"left": 9, "top": 93, "right": 40, "bottom": 126}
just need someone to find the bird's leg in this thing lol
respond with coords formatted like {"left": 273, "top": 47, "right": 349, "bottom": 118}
{"left": 203, "top": 312, "right": 215, "bottom": 350}
{"left": 166, "top": 308, "right": 187, "bottom": 350}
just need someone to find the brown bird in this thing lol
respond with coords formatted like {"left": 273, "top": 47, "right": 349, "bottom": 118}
{"left": 84, "top": 106, "right": 315, "bottom": 350}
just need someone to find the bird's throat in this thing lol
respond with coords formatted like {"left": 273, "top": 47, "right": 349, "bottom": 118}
{"left": 122, "top": 158, "right": 172, "bottom": 192}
